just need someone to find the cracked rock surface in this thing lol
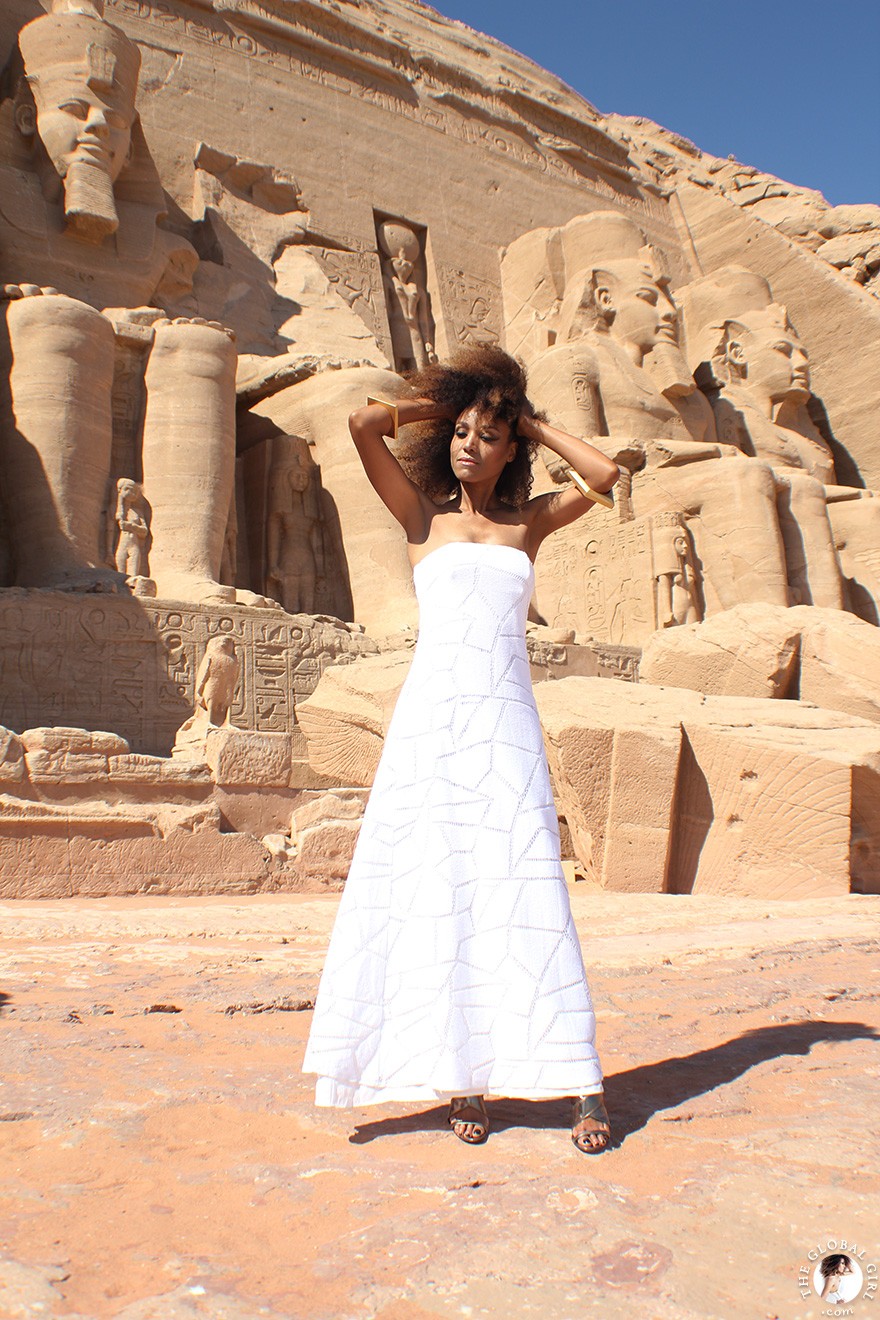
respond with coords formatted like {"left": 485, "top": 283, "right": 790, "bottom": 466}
{"left": 1, "top": 891, "right": 878, "bottom": 1319}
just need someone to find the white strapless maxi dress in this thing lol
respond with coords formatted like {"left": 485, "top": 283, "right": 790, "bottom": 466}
{"left": 302, "top": 541, "right": 603, "bottom": 1106}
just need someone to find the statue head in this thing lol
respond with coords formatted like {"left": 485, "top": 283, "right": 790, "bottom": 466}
{"left": 206, "top": 635, "right": 237, "bottom": 660}
{"left": 378, "top": 219, "right": 421, "bottom": 283}
{"left": 18, "top": 5, "right": 140, "bottom": 240}
{"left": 716, "top": 305, "right": 811, "bottom": 407}
{"left": 555, "top": 212, "right": 678, "bottom": 361}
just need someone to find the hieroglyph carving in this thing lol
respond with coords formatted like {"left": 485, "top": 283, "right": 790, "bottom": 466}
{"left": 537, "top": 511, "right": 700, "bottom": 646}
{"left": 0, "top": 594, "right": 377, "bottom": 756}
{"left": 312, "top": 246, "right": 391, "bottom": 360}
{"left": 436, "top": 265, "right": 502, "bottom": 349}
{"left": 102, "top": 0, "right": 663, "bottom": 218}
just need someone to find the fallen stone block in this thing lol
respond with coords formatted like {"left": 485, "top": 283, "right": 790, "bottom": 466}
{"left": 108, "top": 754, "right": 213, "bottom": 786}
{"left": 641, "top": 604, "right": 880, "bottom": 725}
{"left": 669, "top": 724, "right": 879, "bottom": 898}
{"left": 534, "top": 677, "right": 880, "bottom": 896}
{"left": 204, "top": 728, "right": 294, "bottom": 786}
{"left": 296, "top": 651, "right": 412, "bottom": 786}
{"left": 0, "top": 821, "right": 271, "bottom": 900}
{"left": 535, "top": 683, "right": 684, "bottom": 893}
{"left": 640, "top": 604, "right": 801, "bottom": 698}
{"left": 21, "top": 726, "right": 131, "bottom": 783}
{"left": 793, "top": 606, "right": 880, "bottom": 723}
{"left": 291, "top": 789, "right": 369, "bottom": 889}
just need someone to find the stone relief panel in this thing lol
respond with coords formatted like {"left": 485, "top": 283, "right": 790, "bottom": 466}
{"left": 310, "top": 245, "right": 392, "bottom": 363}
{"left": 0, "top": 594, "right": 376, "bottom": 757}
{"left": 536, "top": 511, "right": 700, "bottom": 647}
{"left": 436, "top": 264, "right": 502, "bottom": 350}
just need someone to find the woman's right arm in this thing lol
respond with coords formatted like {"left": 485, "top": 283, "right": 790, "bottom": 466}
{"left": 348, "top": 397, "right": 454, "bottom": 536}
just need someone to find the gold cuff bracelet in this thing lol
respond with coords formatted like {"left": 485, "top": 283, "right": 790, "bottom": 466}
{"left": 367, "top": 395, "right": 399, "bottom": 441}
{"left": 564, "top": 465, "right": 615, "bottom": 509}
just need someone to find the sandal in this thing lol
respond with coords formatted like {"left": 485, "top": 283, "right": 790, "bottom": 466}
{"left": 447, "top": 1095, "right": 489, "bottom": 1145}
{"left": 571, "top": 1092, "right": 611, "bottom": 1154}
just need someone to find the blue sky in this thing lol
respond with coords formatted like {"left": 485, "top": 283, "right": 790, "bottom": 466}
{"left": 429, "top": 0, "right": 880, "bottom": 206}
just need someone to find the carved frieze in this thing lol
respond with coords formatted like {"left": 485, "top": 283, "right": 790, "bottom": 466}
{"left": 0, "top": 593, "right": 376, "bottom": 756}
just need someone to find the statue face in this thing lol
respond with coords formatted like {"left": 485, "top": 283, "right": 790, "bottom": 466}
{"left": 596, "top": 260, "right": 678, "bottom": 356}
{"left": 29, "top": 73, "right": 134, "bottom": 183}
{"left": 288, "top": 464, "right": 310, "bottom": 494}
{"left": 739, "top": 325, "right": 811, "bottom": 402}
{"left": 19, "top": 14, "right": 140, "bottom": 189}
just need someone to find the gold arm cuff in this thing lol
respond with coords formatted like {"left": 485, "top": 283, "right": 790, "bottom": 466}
{"left": 564, "top": 465, "right": 615, "bottom": 509}
{"left": 367, "top": 395, "right": 399, "bottom": 441}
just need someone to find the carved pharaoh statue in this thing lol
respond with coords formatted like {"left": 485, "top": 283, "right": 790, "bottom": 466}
{"left": 0, "top": 1, "right": 239, "bottom": 603}
{"left": 680, "top": 265, "right": 879, "bottom": 617}
{"left": 505, "top": 211, "right": 796, "bottom": 617}
{"left": 265, "top": 436, "right": 323, "bottom": 616}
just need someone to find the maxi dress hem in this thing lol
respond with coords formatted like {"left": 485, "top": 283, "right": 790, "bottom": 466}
{"left": 311, "top": 1076, "right": 605, "bottom": 1108}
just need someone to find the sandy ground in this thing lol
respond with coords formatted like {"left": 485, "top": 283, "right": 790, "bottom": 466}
{"left": 1, "top": 889, "right": 879, "bottom": 1320}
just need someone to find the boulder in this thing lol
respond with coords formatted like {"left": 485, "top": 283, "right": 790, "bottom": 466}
{"left": 290, "top": 789, "right": 369, "bottom": 888}
{"left": 640, "top": 604, "right": 801, "bottom": 698}
{"left": 534, "top": 677, "right": 880, "bottom": 897}
{"left": 641, "top": 604, "right": 880, "bottom": 725}
{"left": 296, "top": 651, "right": 412, "bottom": 786}
{"left": 793, "top": 607, "right": 880, "bottom": 724}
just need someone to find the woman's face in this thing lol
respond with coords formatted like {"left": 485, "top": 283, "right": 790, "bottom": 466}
{"left": 450, "top": 406, "right": 516, "bottom": 486}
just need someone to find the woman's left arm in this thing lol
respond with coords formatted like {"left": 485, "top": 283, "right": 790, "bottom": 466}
{"left": 519, "top": 413, "right": 620, "bottom": 546}
{"left": 519, "top": 413, "right": 620, "bottom": 493}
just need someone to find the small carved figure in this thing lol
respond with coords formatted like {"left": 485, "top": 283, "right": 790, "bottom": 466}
{"left": 652, "top": 516, "right": 701, "bottom": 628}
{"left": 171, "top": 635, "right": 240, "bottom": 761}
{"left": 265, "top": 439, "right": 322, "bottom": 615}
{"left": 114, "top": 477, "right": 150, "bottom": 578}
{"left": 195, "top": 635, "right": 239, "bottom": 727}
{"left": 377, "top": 219, "right": 437, "bottom": 372}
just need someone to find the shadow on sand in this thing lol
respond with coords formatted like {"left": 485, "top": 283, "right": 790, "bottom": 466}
{"left": 349, "top": 1019, "right": 879, "bottom": 1147}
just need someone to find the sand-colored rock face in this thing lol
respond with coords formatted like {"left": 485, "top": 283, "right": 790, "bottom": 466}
{"left": 535, "top": 679, "right": 880, "bottom": 898}
{"left": 0, "top": 0, "right": 878, "bottom": 897}
{"left": 641, "top": 604, "right": 880, "bottom": 724}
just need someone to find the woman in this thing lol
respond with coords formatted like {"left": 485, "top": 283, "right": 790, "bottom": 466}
{"left": 302, "top": 347, "right": 619, "bottom": 1153}
{"left": 819, "top": 1254, "right": 855, "bottom": 1302}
